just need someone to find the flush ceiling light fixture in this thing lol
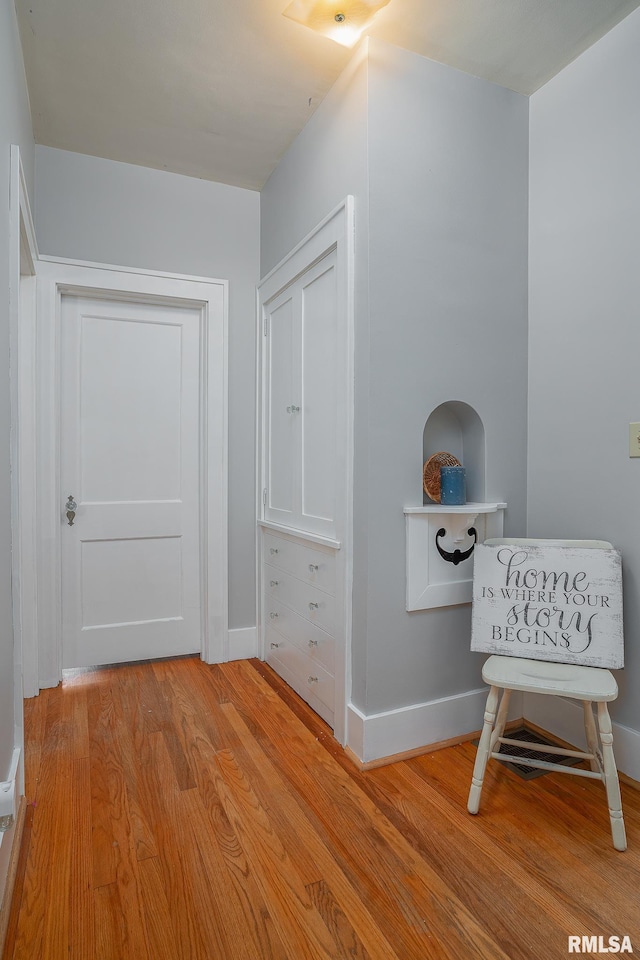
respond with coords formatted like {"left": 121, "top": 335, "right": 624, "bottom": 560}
{"left": 282, "top": 0, "right": 391, "bottom": 47}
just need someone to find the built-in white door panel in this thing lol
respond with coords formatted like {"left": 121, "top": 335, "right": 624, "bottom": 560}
{"left": 61, "top": 294, "right": 202, "bottom": 668}
{"left": 80, "top": 315, "right": 182, "bottom": 501}
{"left": 80, "top": 537, "right": 183, "bottom": 628}
{"left": 262, "top": 249, "right": 338, "bottom": 539}
{"left": 265, "top": 291, "right": 297, "bottom": 526}
{"left": 300, "top": 258, "right": 337, "bottom": 530}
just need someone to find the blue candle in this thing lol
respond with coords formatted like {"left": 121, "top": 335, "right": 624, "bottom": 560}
{"left": 440, "top": 465, "right": 466, "bottom": 505}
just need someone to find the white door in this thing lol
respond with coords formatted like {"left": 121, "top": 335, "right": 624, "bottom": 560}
{"left": 60, "top": 294, "right": 202, "bottom": 668}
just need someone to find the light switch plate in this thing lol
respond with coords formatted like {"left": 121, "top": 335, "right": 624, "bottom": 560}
{"left": 629, "top": 423, "right": 640, "bottom": 457}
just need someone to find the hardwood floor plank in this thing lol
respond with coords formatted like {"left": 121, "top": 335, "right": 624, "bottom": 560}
{"left": 5, "top": 656, "right": 640, "bottom": 960}
{"left": 116, "top": 664, "right": 156, "bottom": 764}
{"left": 306, "top": 880, "right": 372, "bottom": 960}
{"left": 178, "top": 787, "right": 266, "bottom": 960}
{"left": 212, "top": 698, "right": 402, "bottom": 960}
{"left": 212, "top": 746, "right": 343, "bottom": 960}
{"left": 87, "top": 677, "right": 119, "bottom": 888}
{"left": 139, "top": 732, "right": 212, "bottom": 960}
{"left": 152, "top": 665, "right": 306, "bottom": 959}
{"left": 69, "top": 684, "right": 90, "bottom": 760}
{"left": 10, "top": 690, "right": 68, "bottom": 960}
{"left": 219, "top": 661, "right": 510, "bottom": 960}
{"left": 94, "top": 883, "right": 122, "bottom": 960}
{"left": 162, "top": 659, "right": 326, "bottom": 888}
{"left": 94, "top": 879, "right": 150, "bottom": 960}
{"left": 38, "top": 684, "right": 73, "bottom": 959}
{"left": 407, "top": 744, "right": 640, "bottom": 913}
{"left": 69, "top": 757, "right": 95, "bottom": 960}
{"left": 109, "top": 672, "right": 159, "bottom": 862}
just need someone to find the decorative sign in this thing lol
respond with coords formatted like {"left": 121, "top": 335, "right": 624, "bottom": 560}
{"left": 471, "top": 543, "right": 623, "bottom": 669}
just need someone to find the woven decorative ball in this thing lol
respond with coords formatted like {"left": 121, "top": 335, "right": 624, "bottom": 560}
{"left": 423, "top": 452, "right": 461, "bottom": 502}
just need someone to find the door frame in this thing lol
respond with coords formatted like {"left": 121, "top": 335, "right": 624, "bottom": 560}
{"left": 8, "top": 146, "right": 38, "bottom": 810}
{"left": 33, "top": 257, "right": 229, "bottom": 688}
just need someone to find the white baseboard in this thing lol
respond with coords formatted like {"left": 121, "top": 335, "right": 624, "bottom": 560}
{"left": 523, "top": 692, "right": 640, "bottom": 782}
{"left": 0, "top": 796, "right": 26, "bottom": 954}
{"left": 347, "top": 686, "right": 524, "bottom": 764}
{"left": 227, "top": 626, "right": 257, "bottom": 661}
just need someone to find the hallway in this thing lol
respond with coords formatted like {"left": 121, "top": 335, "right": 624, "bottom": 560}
{"left": 4, "top": 656, "right": 640, "bottom": 959}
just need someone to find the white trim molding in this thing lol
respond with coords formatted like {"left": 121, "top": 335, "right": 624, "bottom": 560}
{"left": 9, "top": 146, "right": 38, "bottom": 809}
{"left": 228, "top": 627, "right": 258, "bottom": 661}
{"left": 33, "top": 258, "right": 229, "bottom": 686}
{"left": 347, "top": 686, "right": 523, "bottom": 764}
{"left": 523, "top": 691, "right": 640, "bottom": 782}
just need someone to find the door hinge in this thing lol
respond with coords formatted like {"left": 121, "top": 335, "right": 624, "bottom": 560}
{"left": 263, "top": 488, "right": 267, "bottom": 506}
{"left": 263, "top": 317, "right": 268, "bottom": 336}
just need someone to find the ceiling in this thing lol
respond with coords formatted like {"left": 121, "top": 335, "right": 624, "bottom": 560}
{"left": 15, "top": 0, "right": 640, "bottom": 191}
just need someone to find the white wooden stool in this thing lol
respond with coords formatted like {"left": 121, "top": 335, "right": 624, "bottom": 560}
{"left": 467, "top": 654, "right": 626, "bottom": 851}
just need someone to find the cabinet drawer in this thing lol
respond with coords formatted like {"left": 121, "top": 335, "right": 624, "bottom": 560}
{"left": 265, "top": 625, "right": 335, "bottom": 720}
{"left": 262, "top": 533, "right": 336, "bottom": 595}
{"left": 265, "top": 597, "right": 334, "bottom": 673}
{"left": 264, "top": 564, "right": 335, "bottom": 636}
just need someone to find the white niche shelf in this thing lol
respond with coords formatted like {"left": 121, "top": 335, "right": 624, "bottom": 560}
{"left": 404, "top": 503, "right": 506, "bottom": 611}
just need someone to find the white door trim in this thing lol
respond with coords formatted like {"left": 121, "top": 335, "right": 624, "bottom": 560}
{"left": 34, "top": 258, "right": 229, "bottom": 687}
{"left": 9, "top": 146, "right": 39, "bottom": 801}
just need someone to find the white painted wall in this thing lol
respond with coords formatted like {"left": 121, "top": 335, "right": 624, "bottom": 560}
{"left": 34, "top": 147, "right": 260, "bottom": 629}
{"left": 0, "top": 0, "right": 34, "bottom": 912}
{"left": 262, "top": 40, "right": 529, "bottom": 741}
{"left": 363, "top": 41, "right": 529, "bottom": 715}
{"left": 529, "top": 7, "right": 640, "bottom": 734}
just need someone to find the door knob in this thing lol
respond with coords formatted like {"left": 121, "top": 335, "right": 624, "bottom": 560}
{"left": 65, "top": 495, "right": 77, "bottom": 526}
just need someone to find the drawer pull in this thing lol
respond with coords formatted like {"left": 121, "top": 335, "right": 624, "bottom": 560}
{"left": 308, "top": 601, "right": 319, "bottom": 610}
{"left": 270, "top": 580, "right": 279, "bottom": 587}
{"left": 308, "top": 639, "right": 318, "bottom": 647}
{"left": 308, "top": 563, "right": 319, "bottom": 572}
{"left": 270, "top": 641, "right": 280, "bottom": 649}
{"left": 308, "top": 676, "right": 319, "bottom": 684}
{"left": 270, "top": 548, "right": 279, "bottom": 555}
{"left": 286, "top": 404, "right": 301, "bottom": 414}
{"left": 269, "top": 612, "right": 279, "bottom": 620}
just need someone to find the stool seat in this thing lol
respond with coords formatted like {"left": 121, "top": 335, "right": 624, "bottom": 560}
{"left": 482, "top": 655, "right": 618, "bottom": 701}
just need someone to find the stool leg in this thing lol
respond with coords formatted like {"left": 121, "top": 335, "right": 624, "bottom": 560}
{"left": 596, "top": 701, "right": 627, "bottom": 852}
{"left": 490, "top": 689, "right": 511, "bottom": 753}
{"left": 582, "top": 701, "right": 600, "bottom": 773}
{"left": 468, "top": 685, "right": 499, "bottom": 815}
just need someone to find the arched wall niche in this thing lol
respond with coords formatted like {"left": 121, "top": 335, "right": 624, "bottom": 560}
{"left": 423, "top": 401, "right": 485, "bottom": 504}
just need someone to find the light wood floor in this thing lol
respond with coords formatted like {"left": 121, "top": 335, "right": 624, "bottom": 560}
{"left": 3, "top": 656, "right": 640, "bottom": 960}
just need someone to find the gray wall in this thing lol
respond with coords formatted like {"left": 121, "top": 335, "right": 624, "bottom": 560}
{"left": 529, "top": 7, "right": 640, "bottom": 731}
{"left": 262, "top": 39, "right": 529, "bottom": 717}
{"left": 0, "top": 0, "right": 34, "bottom": 904}
{"left": 34, "top": 147, "right": 260, "bottom": 629}
{"left": 363, "top": 42, "right": 529, "bottom": 714}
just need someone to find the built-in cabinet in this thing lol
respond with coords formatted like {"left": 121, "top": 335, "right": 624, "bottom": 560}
{"left": 257, "top": 200, "right": 353, "bottom": 744}
{"left": 262, "top": 530, "right": 337, "bottom": 726}
{"left": 263, "top": 249, "right": 339, "bottom": 539}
